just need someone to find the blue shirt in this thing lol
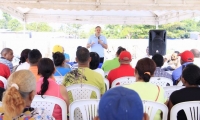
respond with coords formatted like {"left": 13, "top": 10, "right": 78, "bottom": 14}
{"left": 172, "top": 62, "right": 193, "bottom": 84}
{"left": 54, "top": 67, "right": 71, "bottom": 76}
{"left": 64, "top": 53, "right": 70, "bottom": 60}
{"left": 88, "top": 34, "right": 107, "bottom": 57}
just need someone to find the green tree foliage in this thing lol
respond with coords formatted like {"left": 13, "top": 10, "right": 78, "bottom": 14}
{"left": 26, "top": 22, "right": 52, "bottom": 32}
{"left": 7, "top": 19, "right": 23, "bottom": 31}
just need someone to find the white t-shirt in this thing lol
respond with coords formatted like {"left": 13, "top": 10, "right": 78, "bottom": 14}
{"left": 16, "top": 62, "right": 30, "bottom": 71}
{"left": 93, "top": 68, "right": 104, "bottom": 78}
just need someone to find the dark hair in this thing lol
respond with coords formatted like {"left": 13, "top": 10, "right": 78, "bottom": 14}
{"left": 135, "top": 58, "right": 156, "bottom": 82}
{"left": 190, "top": 49, "right": 200, "bottom": 58}
{"left": 77, "top": 46, "right": 82, "bottom": 50}
{"left": 19, "top": 49, "right": 31, "bottom": 64}
{"left": 95, "top": 26, "right": 101, "bottom": 29}
{"left": 174, "top": 51, "right": 180, "bottom": 55}
{"left": 116, "top": 47, "right": 126, "bottom": 56}
{"left": 89, "top": 52, "right": 100, "bottom": 70}
{"left": 37, "top": 58, "right": 55, "bottom": 97}
{"left": 76, "top": 47, "right": 90, "bottom": 63}
{"left": 28, "top": 49, "right": 42, "bottom": 64}
{"left": 152, "top": 54, "right": 164, "bottom": 67}
{"left": 182, "top": 64, "right": 200, "bottom": 85}
{"left": 53, "top": 52, "right": 65, "bottom": 67}
{"left": 1, "top": 48, "right": 12, "bottom": 55}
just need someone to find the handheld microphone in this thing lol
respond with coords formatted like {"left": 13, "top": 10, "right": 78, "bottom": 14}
{"left": 98, "top": 36, "right": 100, "bottom": 44}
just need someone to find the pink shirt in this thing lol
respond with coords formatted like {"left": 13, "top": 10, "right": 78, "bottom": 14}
{"left": 36, "top": 78, "right": 64, "bottom": 120}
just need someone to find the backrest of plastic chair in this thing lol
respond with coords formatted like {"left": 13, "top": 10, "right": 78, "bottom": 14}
{"left": 66, "top": 84, "right": 100, "bottom": 101}
{"left": 0, "top": 76, "right": 7, "bottom": 89}
{"left": 111, "top": 76, "right": 136, "bottom": 88}
{"left": 143, "top": 100, "right": 168, "bottom": 120}
{"left": 150, "top": 77, "right": 173, "bottom": 87}
{"left": 170, "top": 101, "right": 200, "bottom": 120}
{"left": 104, "top": 78, "right": 109, "bottom": 91}
{"left": 69, "top": 99, "right": 99, "bottom": 120}
{"left": 54, "top": 76, "right": 64, "bottom": 85}
{"left": 163, "top": 86, "right": 185, "bottom": 99}
{"left": 31, "top": 95, "right": 67, "bottom": 120}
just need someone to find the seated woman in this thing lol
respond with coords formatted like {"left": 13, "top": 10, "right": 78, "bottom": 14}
{"left": 89, "top": 52, "right": 104, "bottom": 78}
{"left": 1, "top": 70, "right": 54, "bottom": 119}
{"left": 15, "top": 49, "right": 31, "bottom": 72}
{"left": 168, "top": 64, "right": 200, "bottom": 120}
{"left": 53, "top": 52, "right": 71, "bottom": 76}
{"left": 125, "top": 58, "right": 166, "bottom": 120}
{"left": 37, "top": 58, "right": 69, "bottom": 120}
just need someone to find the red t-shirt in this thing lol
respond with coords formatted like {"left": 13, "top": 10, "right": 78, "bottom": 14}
{"left": 0, "top": 63, "right": 10, "bottom": 88}
{"left": 107, "top": 64, "right": 135, "bottom": 86}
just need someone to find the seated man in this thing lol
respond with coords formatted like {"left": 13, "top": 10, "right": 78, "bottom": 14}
{"left": 190, "top": 49, "right": 200, "bottom": 67}
{"left": 166, "top": 51, "right": 180, "bottom": 71}
{"left": 62, "top": 47, "right": 105, "bottom": 103}
{"left": 152, "top": 54, "right": 172, "bottom": 80}
{"left": 107, "top": 51, "right": 135, "bottom": 87}
{"left": 172, "top": 50, "right": 194, "bottom": 85}
{"left": 101, "top": 46, "right": 126, "bottom": 72}
{"left": 28, "top": 49, "right": 42, "bottom": 81}
{"left": 94, "top": 87, "right": 148, "bottom": 120}
{"left": 0, "top": 48, "right": 14, "bottom": 72}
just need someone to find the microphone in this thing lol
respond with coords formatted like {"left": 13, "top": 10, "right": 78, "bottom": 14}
{"left": 98, "top": 36, "right": 100, "bottom": 44}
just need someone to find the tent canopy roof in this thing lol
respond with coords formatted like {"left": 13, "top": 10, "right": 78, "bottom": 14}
{"left": 1, "top": 0, "right": 200, "bottom": 25}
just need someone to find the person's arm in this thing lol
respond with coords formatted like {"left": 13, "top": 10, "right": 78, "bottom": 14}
{"left": 99, "top": 41, "right": 108, "bottom": 49}
{"left": 167, "top": 100, "right": 174, "bottom": 120}
{"left": 87, "top": 42, "right": 95, "bottom": 48}
{"left": 86, "top": 37, "right": 94, "bottom": 48}
{"left": 98, "top": 37, "right": 108, "bottom": 49}
{"left": 60, "top": 85, "right": 70, "bottom": 113}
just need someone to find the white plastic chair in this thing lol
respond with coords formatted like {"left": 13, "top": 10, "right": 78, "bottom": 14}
{"left": 163, "top": 86, "right": 185, "bottom": 99}
{"left": 166, "top": 71, "right": 173, "bottom": 75}
{"left": 66, "top": 84, "right": 100, "bottom": 101}
{"left": 150, "top": 77, "right": 173, "bottom": 87}
{"left": 143, "top": 100, "right": 168, "bottom": 120}
{"left": 54, "top": 76, "right": 64, "bottom": 85}
{"left": 111, "top": 76, "right": 136, "bottom": 88}
{"left": 170, "top": 101, "right": 200, "bottom": 120}
{"left": 69, "top": 99, "right": 99, "bottom": 120}
{"left": 31, "top": 95, "right": 67, "bottom": 120}
{"left": 177, "top": 81, "right": 183, "bottom": 86}
{"left": 0, "top": 76, "right": 7, "bottom": 89}
{"left": 104, "top": 78, "right": 109, "bottom": 91}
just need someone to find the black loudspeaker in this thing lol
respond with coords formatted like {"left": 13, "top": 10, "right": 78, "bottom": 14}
{"left": 149, "top": 30, "right": 166, "bottom": 56}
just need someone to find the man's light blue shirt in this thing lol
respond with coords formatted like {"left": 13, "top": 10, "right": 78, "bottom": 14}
{"left": 172, "top": 62, "right": 193, "bottom": 84}
{"left": 88, "top": 34, "right": 107, "bottom": 57}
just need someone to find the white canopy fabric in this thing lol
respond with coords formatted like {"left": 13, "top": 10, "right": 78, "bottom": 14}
{"left": 1, "top": 0, "right": 200, "bottom": 25}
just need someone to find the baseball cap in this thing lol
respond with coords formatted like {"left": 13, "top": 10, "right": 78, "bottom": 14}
{"left": 98, "top": 87, "right": 143, "bottom": 120}
{"left": 52, "top": 45, "right": 64, "bottom": 53}
{"left": 119, "top": 51, "right": 131, "bottom": 61}
{"left": 179, "top": 50, "right": 194, "bottom": 62}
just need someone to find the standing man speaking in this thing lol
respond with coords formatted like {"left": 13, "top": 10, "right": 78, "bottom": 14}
{"left": 87, "top": 26, "right": 108, "bottom": 63}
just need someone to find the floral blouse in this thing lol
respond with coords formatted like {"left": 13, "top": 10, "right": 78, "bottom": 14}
{"left": 0, "top": 107, "right": 54, "bottom": 120}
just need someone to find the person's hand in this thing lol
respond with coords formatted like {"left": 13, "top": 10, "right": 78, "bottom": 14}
{"left": 98, "top": 39, "right": 103, "bottom": 44}
{"left": 91, "top": 42, "right": 95, "bottom": 46}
